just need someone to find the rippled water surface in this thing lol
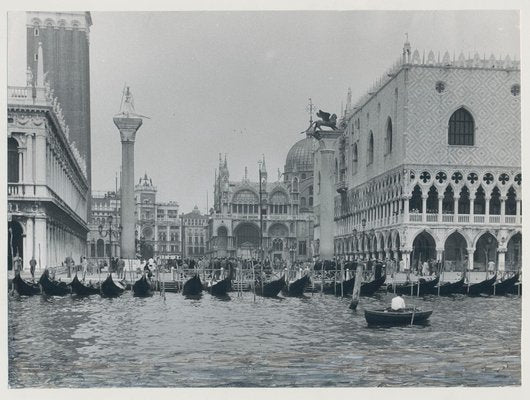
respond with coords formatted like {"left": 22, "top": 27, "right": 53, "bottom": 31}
{"left": 8, "top": 291, "right": 521, "bottom": 387}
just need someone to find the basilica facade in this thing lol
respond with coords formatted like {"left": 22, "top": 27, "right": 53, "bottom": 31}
{"left": 207, "top": 152, "right": 314, "bottom": 262}
{"left": 317, "top": 41, "right": 521, "bottom": 273}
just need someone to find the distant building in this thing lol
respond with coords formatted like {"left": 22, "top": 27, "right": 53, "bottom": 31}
{"left": 207, "top": 152, "right": 314, "bottom": 262}
{"left": 7, "top": 63, "right": 89, "bottom": 270}
{"left": 87, "top": 173, "right": 181, "bottom": 261}
{"left": 315, "top": 41, "right": 521, "bottom": 273}
{"left": 182, "top": 206, "right": 208, "bottom": 258}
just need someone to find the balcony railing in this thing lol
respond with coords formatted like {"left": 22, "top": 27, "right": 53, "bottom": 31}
{"left": 8, "top": 183, "right": 25, "bottom": 196}
{"left": 345, "top": 212, "right": 521, "bottom": 233}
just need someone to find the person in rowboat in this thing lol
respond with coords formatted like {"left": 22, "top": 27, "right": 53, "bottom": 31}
{"left": 390, "top": 293, "right": 406, "bottom": 311}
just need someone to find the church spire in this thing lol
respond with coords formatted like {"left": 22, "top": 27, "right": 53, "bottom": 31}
{"left": 36, "top": 42, "right": 44, "bottom": 87}
{"left": 402, "top": 33, "right": 411, "bottom": 64}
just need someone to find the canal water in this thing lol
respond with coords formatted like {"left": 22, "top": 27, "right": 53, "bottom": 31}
{"left": 8, "top": 291, "right": 520, "bottom": 387}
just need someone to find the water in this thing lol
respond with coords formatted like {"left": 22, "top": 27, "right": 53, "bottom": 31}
{"left": 8, "top": 291, "right": 520, "bottom": 387}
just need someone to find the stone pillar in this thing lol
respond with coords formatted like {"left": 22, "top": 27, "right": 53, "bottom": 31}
{"left": 516, "top": 200, "right": 521, "bottom": 217}
{"left": 436, "top": 248, "right": 443, "bottom": 262}
{"left": 454, "top": 196, "right": 459, "bottom": 217}
{"left": 467, "top": 247, "right": 475, "bottom": 270}
{"left": 318, "top": 148, "right": 336, "bottom": 260}
{"left": 403, "top": 197, "right": 409, "bottom": 221}
{"left": 485, "top": 196, "right": 490, "bottom": 217}
{"left": 421, "top": 195, "right": 428, "bottom": 222}
{"left": 113, "top": 116, "right": 143, "bottom": 259}
{"left": 35, "top": 216, "right": 47, "bottom": 269}
{"left": 469, "top": 195, "right": 475, "bottom": 221}
{"left": 500, "top": 196, "right": 506, "bottom": 222}
{"left": 438, "top": 195, "right": 443, "bottom": 221}
{"left": 34, "top": 131, "right": 47, "bottom": 197}
{"left": 497, "top": 249, "right": 506, "bottom": 273}
{"left": 25, "top": 133, "right": 33, "bottom": 183}
{"left": 24, "top": 218, "right": 34, "bottom": 268}
{"left": 403, "top": 250, "right": 411, "bottom": 271}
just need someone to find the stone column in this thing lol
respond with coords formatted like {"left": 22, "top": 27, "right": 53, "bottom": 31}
{"left": 500, "top": 196, "right": 506, "bottom": 223}
{"left": 318, "top": 148, "right": 336, "bottom": 260}
{"left": 497, "top": 249, "right": 506, "bottom": 273}
{"left": 469, "top": 195, "right": 475, "bottom": 222}
{"left": 453, "top": 196, "right": 459, "bottom": 218}
{"left": 421, "top": 195, "right": 428, "bottom": 222}
{"left": 438, "top": 195, "right": 443, "bottom": 221}
{"left": 113, "top": 116, "right": 143, "bottom": 259}
{"left": 35, "top": 216, "right": 47, "bottom": 269}
{"left": 403, "top": 197, "right": 410, "bottom": 222}
{"left": 467, "top": 247, "right": 475, "bottom": 271}
{"left": 436, "top": 248, "right": 444, "bottom": 262}
{"left": 34, "top": 131, "right": 47, "bottom": 197}
{"left": 403, "top": 250, "right": 411, "bottom": 271}
{"left": 516, "top": 200, "right": 521, "bottom": 217}
{"left": 485, "top": 196, "right": 490, "bottom": 217}
{"left": 25, "top": 133, "right": 33, "bottom": 183}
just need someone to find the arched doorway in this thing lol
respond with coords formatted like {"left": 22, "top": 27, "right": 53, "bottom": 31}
{"left": 444, "top": 231, "right": 468, "bottom": 272}
{"left": 217, "top": 226, "right": 228, "bottom": 251}
{"left": 96, "top": 239, "right": 105, "bottom": 258}
{"left": 234, "top": 223, "right": 260, "bottom": 259}
{"left": 474, "top": 232, "right": 498, "bottom": 271}
{"left": 7, "top": 220, "right": 24, "bottom": 270}
{"left": 412, "top": 231, "right": 436, "bottom": 271}
{"left": 506, "top": 233, "right": 521, "bottom": 271}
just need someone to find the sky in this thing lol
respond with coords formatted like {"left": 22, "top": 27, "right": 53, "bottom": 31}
{"left": 7, "top": 10, "right": 520, "bottom": 213}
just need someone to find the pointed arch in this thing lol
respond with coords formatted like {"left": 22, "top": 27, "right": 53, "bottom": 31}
{"left": 448, "top": 107, "right": 475, "bottom": 146}
{"left": 385, "top": 117, "right": 393, "bottom": 154}
{"left": 367, "top": 131, "right": 374, "bottom": 165}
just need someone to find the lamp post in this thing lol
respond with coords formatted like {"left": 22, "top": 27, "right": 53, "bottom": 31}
{"left": 98, "top": 215, "right": 122, "bottom": 272}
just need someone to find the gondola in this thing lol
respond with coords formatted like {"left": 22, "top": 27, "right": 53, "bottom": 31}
{"left": 70, "top": 274, "right": 100, "bottom": 295}
{"left": 487, "top": 273, "right": 519, "bottom": 296}
{"left": 365, "top": 308, "right": 433, "bottom": 326}
{"left": 393, "top": 276, "right": 439, "bottom": 296}
{"left": 360, "top": 275, "right": 386, "bottom": 296}
{"left": 182, "top": 274, "right": 203, "bottom": 296}
{"left": 100, "top": 274, "right": 126, "bottom": 297}
{"left": 462, "top": 274, "right": 497, "bottom": 296}
{"left": 428, "top": 277, "right": 465, "bottom": 296}
{"left": 132, "top": 274, "right": 154, "bottom": 297}
{"left": 282, "top": 275, "right": 311, "bottom": 297}
{"left": 207, "top": 277, "right": 231, "bottom": 296}
{"left": 38, "top": 269, "right": 71, "bottom": 296}
{"left": 257, "top": 275, "right": 285, "bottom": 297}
{"left": 11, "top": 272, "right": 41, "bottom": 296}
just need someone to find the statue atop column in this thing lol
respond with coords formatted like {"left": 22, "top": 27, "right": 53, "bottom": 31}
{"left": 301, "top": 109, "right": 339, "bottom": 140}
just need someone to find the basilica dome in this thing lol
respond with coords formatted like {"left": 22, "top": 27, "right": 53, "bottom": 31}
{"left": 284, "top": 136, "right": 315, "bottom": 174}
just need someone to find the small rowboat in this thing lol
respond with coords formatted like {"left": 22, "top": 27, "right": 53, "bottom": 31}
{"left": 364, "top": 308, "right": 433, "bottom": 326}
{"left": 132, "top": 274, "right": 154, "bottom": 297}
{"left": 282, "top": 275, "right": 311, "bottom": 297}
{"left": 12, "top": 272, "right": 41, "bottom": 296}
{"left": 182, "top": 275, "right": 203, "bottom": 296}
{"left": 257, "top": 275, "right": 285, "bottom": 297}
{"left": 100, "top": 274, "right": 126, "bottom": 297}
{"left": 70, "top": 274, "right": 100, "bottom": 295}
{"left": 207, "top": 277, "right": 231, "bottom": 296}
{"left": 39, "top": 270, "right": 71, "bottom": 296}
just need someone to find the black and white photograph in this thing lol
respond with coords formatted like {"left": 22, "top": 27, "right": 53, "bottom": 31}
{"left": 2, "top": 1, "right": 526, "bottom": 397}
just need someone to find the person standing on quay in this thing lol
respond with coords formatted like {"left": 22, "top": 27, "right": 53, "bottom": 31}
{"left": 29, "top": 257, "right": 37, "bottom": 281}
{"left": 81, "top": 257, "right": 88, "bottom": 280}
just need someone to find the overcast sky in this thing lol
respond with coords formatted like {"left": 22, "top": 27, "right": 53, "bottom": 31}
{"left": 8, "top": 11, "right": 520, "bottom": 213}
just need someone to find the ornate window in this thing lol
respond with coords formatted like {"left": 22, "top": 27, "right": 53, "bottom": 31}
{"left": 385, "top": 117, "right": 393, "bottom": 155}
{"left": 367, "top": 132, "right": 374, "bottom": 165}
{"left": 352, "top": 143, "right": 358, "bottom": 174}
{"left": 8, "top": 138, "right": 19, "bottom": 183}
{"left": 448, "top": 108, "right": 474, "bottom": 146}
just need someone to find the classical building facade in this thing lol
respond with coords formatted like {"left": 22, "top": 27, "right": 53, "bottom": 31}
{"left": 7, "top": 68, "right": 89, "bottom": 270}
{"left": 87, "top": 174, "right": 181, "bottom": 262}
{"left": 322, "top": 41, "right": 521, "bottom": 272}
{"left": 182, "top": 206, "right": 208, "bottom": 258}
{"left": 207, "top": 152, "right": 314, "bottom": 261}
{"left": 135, "top": 174, "right": 181, "bottom": 260}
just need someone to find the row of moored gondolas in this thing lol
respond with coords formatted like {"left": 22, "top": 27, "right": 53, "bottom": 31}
{"left": 10, "top": 267, "right": 521, "bottom": 298}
